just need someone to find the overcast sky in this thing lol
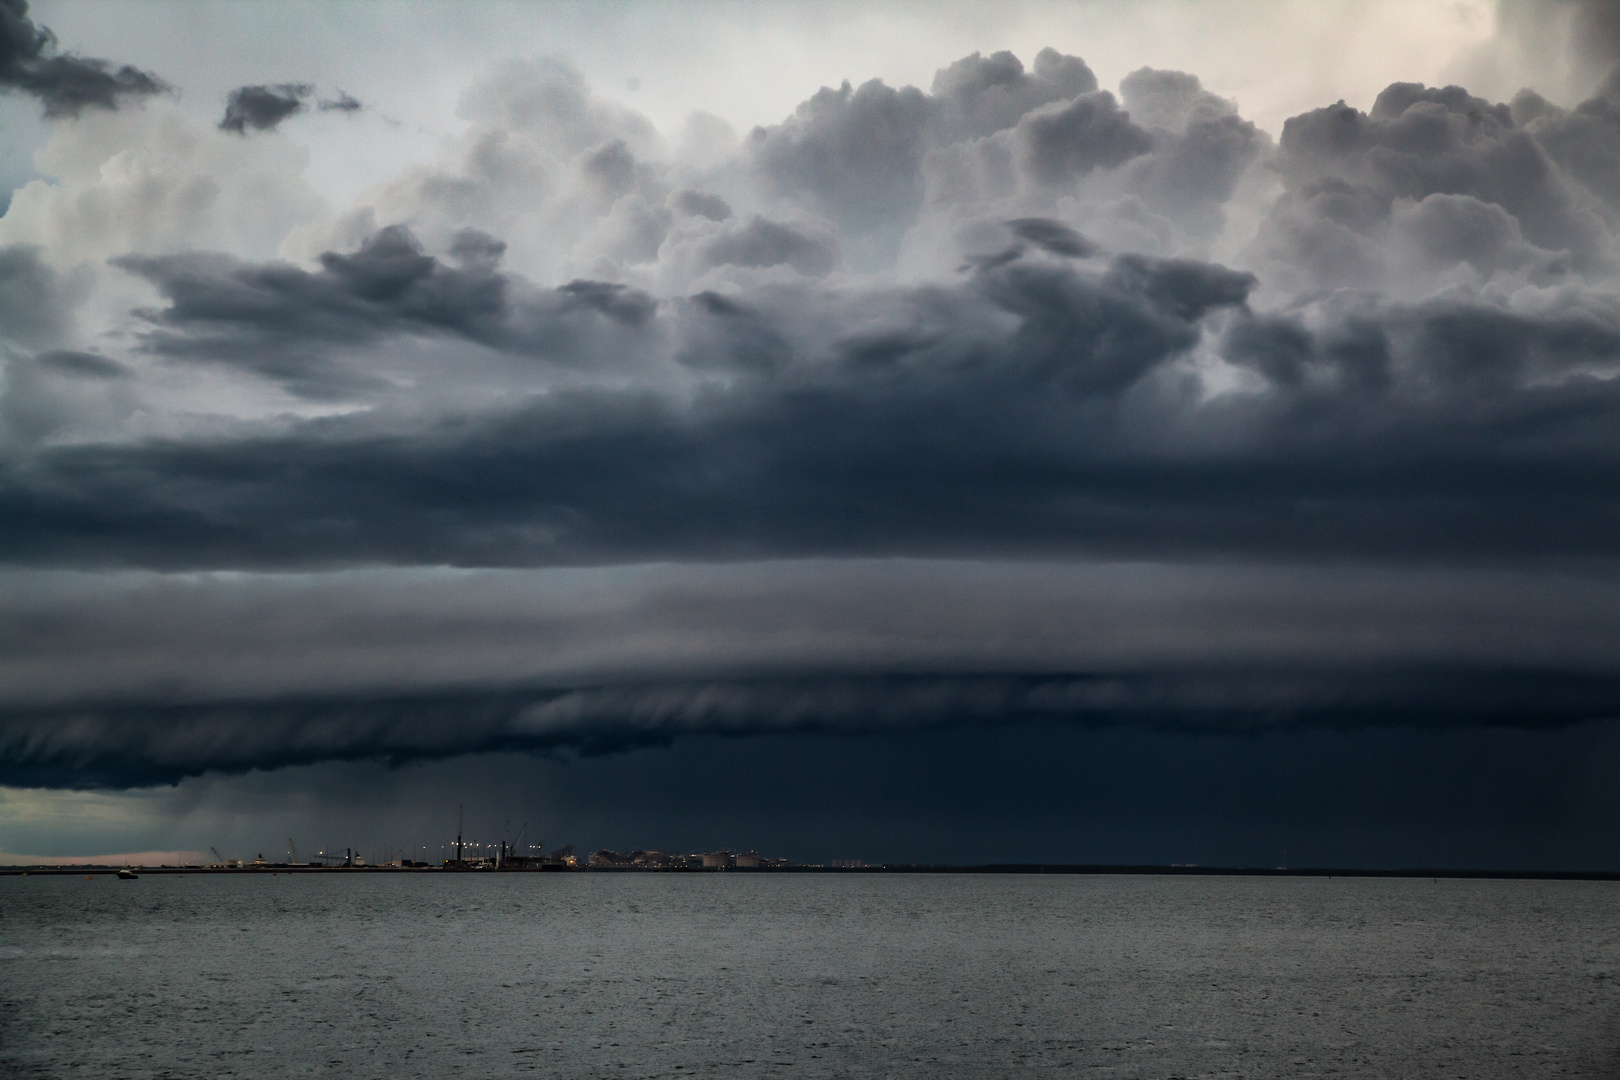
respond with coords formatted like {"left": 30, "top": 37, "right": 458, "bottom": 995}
{"left": 4, "top": 0, "right": 1620, "bottom": 868}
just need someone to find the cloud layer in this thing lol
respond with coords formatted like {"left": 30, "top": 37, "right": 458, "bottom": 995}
{"left": 4, "top": 48, "right": 1620, "bottom": 572}
{"left": 5, "top": 12, "right": 1620, "bottom": 792}
{"left": 4, "top": 559, "right": 1620, "bottom": 787}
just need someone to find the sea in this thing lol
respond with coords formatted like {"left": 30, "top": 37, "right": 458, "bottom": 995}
{"left": 1, "top": 871, "right": 1616, "bottom": 1078}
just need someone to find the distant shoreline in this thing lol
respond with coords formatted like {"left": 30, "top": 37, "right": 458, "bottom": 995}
{"left": 4, "top": 864, "right": 1617, "bottom": 881}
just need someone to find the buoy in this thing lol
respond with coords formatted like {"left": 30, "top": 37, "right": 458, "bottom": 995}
{"left": 85, "top": 875, "right": 92, "bottom": 880}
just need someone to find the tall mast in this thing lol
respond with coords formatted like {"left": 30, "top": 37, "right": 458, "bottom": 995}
{"left": 456, "top": 804, "right": 464, "bottom": 864}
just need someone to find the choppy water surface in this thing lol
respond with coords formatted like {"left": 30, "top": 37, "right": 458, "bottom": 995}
{"left": 1, "top": 872, "right": 1616, "bottom": 1078}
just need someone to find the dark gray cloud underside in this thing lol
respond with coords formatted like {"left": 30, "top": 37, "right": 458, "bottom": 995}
{"left": 6, "top": 406, "right": 1620, "bottom": 569}
{"left": 57, "top": 226, "right": 1620, "bottom": 569}
{"left": 0, "top": 0, "right": 164, "bottom": 116}
{"left": 10, "top": 249, "right": 1620, "bottom": 569}
{"left": 7, "top": 668, "right": 1620, "bottom": 789}
{"left": 220, "top": 83, "right": 312, "bottom": 133}
{"left": 108, "top": 225, "right": 653, "bottom": 393}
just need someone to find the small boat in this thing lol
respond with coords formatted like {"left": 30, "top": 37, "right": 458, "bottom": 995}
{"left": 116, "top": 868, "right": 138, "bottom": 880}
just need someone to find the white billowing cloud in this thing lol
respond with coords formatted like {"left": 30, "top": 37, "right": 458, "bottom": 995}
{"left": 0, "top": 99, "right": 343, "bottom": 444}
{"left": 0, "top": 101, "right": 326, "bottom": 265}
{"left": 288, "top": 47, "right": 1273, "bottom": 296}
{"left": 287, "top": 57, "right": 675, "bottom": 284}
{"left": 31, "top": 1, "right": 1505, "bottom": 159}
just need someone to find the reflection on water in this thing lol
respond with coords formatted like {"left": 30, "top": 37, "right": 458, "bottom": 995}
{"left": 1, "top": 873, "right": 1616, "bottom": 1078}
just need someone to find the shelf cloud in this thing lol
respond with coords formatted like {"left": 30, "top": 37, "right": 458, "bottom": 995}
{"left": 5, "top": 4, "right": 1620, "bottom": 815}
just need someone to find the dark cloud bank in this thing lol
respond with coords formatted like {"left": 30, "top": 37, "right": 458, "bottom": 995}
{"left": 12, "top": 670, "right": 1620, "bottom": 790}
{"left": 7, "top": 28, "right": 1620, "bottom": 860}
{"left": 16, "top": 224, "right": 1620, "bottom": 569}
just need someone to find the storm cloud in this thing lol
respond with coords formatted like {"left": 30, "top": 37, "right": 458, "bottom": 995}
{"left": 109, "top": 225, "right": 656, "bottom": 393}
{"left": 5, "top": 558, "right": 1620, "bottom": 788}
{"left": 14, "top": 668, "right": 1620, "bottom": 790}
{"left": 0, "top": 0, "right": 164, "bottom": 116}
{"left": 6, "top": 22, "right": 1620, "bottom": 815}
{"left": 9, "top": 233, "right": 1620, "bottom": 569}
